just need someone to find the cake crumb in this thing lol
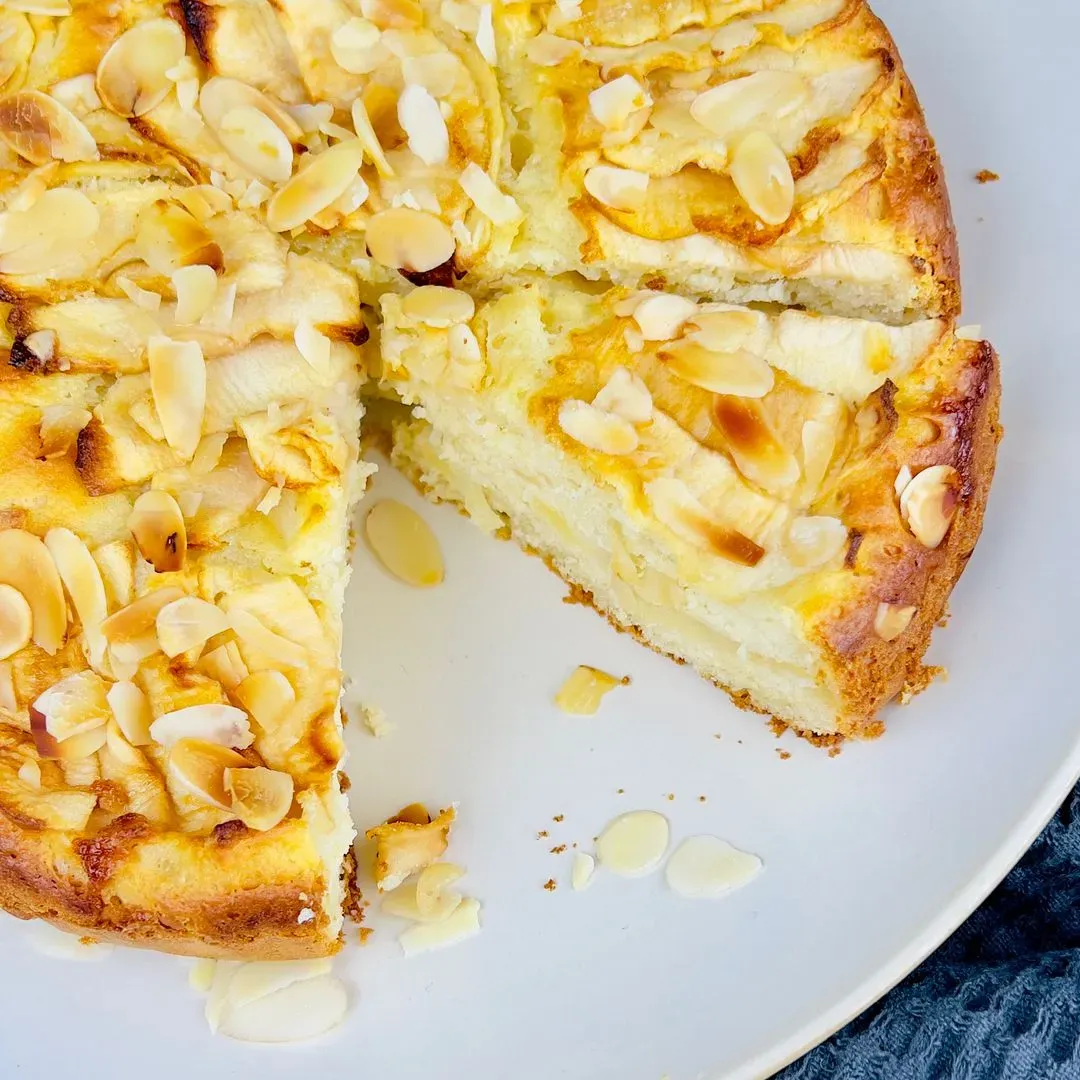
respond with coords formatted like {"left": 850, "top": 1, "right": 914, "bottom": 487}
{"left": 828, "top": 745, "right": 843, "bottom": 759}
{"left": 698, "top": 795, "right": 707, "bottom": 803}
{"left": 553, "top": 814, "right": 564, "bottom": 822}
{"left": 537, "top": 830, "right": 549, "bottom": 839}
{"left": 713, "top": 733, "right": 722, "bottom": 740}
{"left": 358, "top": 927, "right": 374, "bottom": 945}
{"left": 297, "top": 907, "right": 315, "bottom": 924}
{"left": 616, "top": 788, "right": 625, "bottom": 794}
{"left": 776, "top": 749, "right": 791, "bottom": 761}
{"left": 975, "top": 169, "right": 999, "bottom": 183}
{"left": 356, "top": 702, "right": 394, "bottom": 738}
{"left": 550, "top": 844, "right": 567, "bottom": 854}
{"left": 900, "top": 665, "right": 946, "bottom": 704}
{"left": 767, "top": 718, "right": 786, "bottom": 739}
{"left": 665, "top": 793, "right": 675, "bottom": 801}
{"left": 339, "top": 773, "right": 352, "bottom": 792}
{"left": 543, "top": 878, "right": 557, "bottom": 892}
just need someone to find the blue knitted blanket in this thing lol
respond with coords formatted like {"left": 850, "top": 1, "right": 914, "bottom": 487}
{"left": 779, "top": 786, "right": 1080, "bottom": 1079}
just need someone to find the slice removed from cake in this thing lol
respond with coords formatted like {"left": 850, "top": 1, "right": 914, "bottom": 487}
{"left": 380, "top": 280, "right": 999, "bottom": 737}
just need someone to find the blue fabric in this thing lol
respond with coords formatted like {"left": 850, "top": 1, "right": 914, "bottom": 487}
{"left": 779, "top": 785, "right": 1080, "bottom": 1080}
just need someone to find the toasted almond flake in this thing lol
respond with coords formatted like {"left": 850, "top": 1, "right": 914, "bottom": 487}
{"left": 229, "top": 608, "right": 308, "bottom": 669}
{"left": 583, "top": 164, "right": 649, "bottom": 211}
{"left": 364, "top": 499, "right": 445, "bottom": 588}
{"left": 396, "top": 84, "right": 449, "bottom": 167}
{"left": 525, "top": 32, "right": 583, "bottom": 66}
{"left": 458, "top": 162, "right": 523, "bottom": 226}
{"left": 588, "top": 74, "right": 651, "bottom": 130}
{"left": 34, "top": 670, "right": 110, "bottom": 742}
{"left": 199, "top": 77, "right": 302, "bottom": 143}
{"left": 730, "top": 131, "right": 794, "bottom": 226}
{"left": 101, "top": 587, "right": 184, "bottom": 660}
{"left": 237, "top": 178, "right": 272, "bottom": 210}
{"left": 801, "top": 419, "right": 835, "bottom": 493}
{"left": 665, "top": 835, "right": 762, "bottom": 898}
{"left": 400, "top": 896, "right": 480, "bottom": 956}
{"left": 785, "top": 515, "right": 848, "bottom": 568}
{"left": 0, "top": 187, "right": 99, "bottom": 276}
{"left": 147, "top": 335, "right": 206, "bottom": 460}
{"left": 38, "top": 404, "right": 91, "bottom": 459}
{"left": 331, "top": 17, "right": 387, "bottom": 74}
{"left": 555, "top": 665, "right": 625, "bottom": 715}
{"left": 873, "top": 602, "right": 917, "bottom": 642}
{"left": 592, "top": 366, "right": 653, "bottom": 423}
{"left": 106, "top": 680, "right": 153, "bottom": 745}
{"left": 475, "top": 4, "right": 496, "bottom": 63}
{"left": 95, "top": 18, "right": 187, "bottom": 118}
{"left": 331, "top": 174, "right": 369, "bottom": 215}
{"left": 690, "top": 70, "right": 808, "bottom": 138}
{"left": 116, "top": 276, "right": 162, "bottom": 311}
{"left": 596, "top": 810, "right": 669, "bottom": 876}
{"left": 448, "top": 323, "right": 482, "bottom": 367}
{"left": 294, "top": 319, "right": 333, "bottom": 375}
{"left": 172, "top": 264, "right": 219, "bottom": 325}
{"left": 350, "top": 98, "right": 394, "bottom": 177}
{"left": 136, "top": 200, "right": 223, "bottom": 276}
{"left": 401, "top": 285, "right": 474, "bottom": 327}
{"left": 198, "top": 280, "right": 236, "bottom": 331}
{"left": 44, "top": 528, "right": 107, "bottom": 668}
{"left": 152, "top": 703, "right": 253, "bottom": 749}
{"left": 558, "top": 399, "right": 639, "bottom": 455}
{"left": 898, "top": 465, "right": 960, "bottom": 549}
{"left": 365, "top": 206, "right": 455, "bottom": 274}
{"left": 17, "top": 758, "right": 41, "bottom": 790}
{"left": 174, "top": 184, "right": 233, "bottom": 221}
{"left": 22, "top": 329, "right": 56, "bottom": 364}
{"left": 190, "top": 958, "right": 217, "bottom": 993}
{"left": 0, "top": 529, "right": 66, "bottom": 655}
{"left": 630, "top": 292, "right": 698, "bottom": 341}
{"left": 415, "top": 861, "right": 466, "bottom": 918}
{"left": 0, "top": 89, "right": 99, "bottom": 165}
{"left": 955, "top": 324, "right": 983, "bottom": 342}
{"left": 382, "top": 879, "right": 456, "bottom": 922}
{"left": 155, "top": 596, "right": 230, "bottom": 658}
{"left": 128, "top": 490, "right": 187, "bottom": 573}
{"left": 361, "top": 0, "right": 422, "bottom": 28}
{"left": 216, "top": 105, "right": 294, "bottom": 183}
{"left": 233, "top": 669, "right": 295, "bottom": 731}
{"left": 199, "top": 641, "right": 250, "bottom": 690}
{"left": 658, "top": 340, "right": 774, "bottom": 397}
{"left": 570, "top": 851, "right": 595, "bottom": 891}
{"left": 168, "top": 738, "right": 251, "bottom": 809}
{"left": 217, "top": 973, "right": 347, "bottom": 1043}
{"left": 0, "top": 583, "right": 31, "bottom": 660}
{"left": 224, "top": 766, "right": 293, "bottom": 830}
{"left": 265, "top": 139, "right": 366, "bottom": 232}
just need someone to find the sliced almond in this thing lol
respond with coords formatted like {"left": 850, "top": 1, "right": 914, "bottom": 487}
{"left": 595, "top": 810, "right": 669, "bottom": 877}
{"left": 136, "top": 200, "right": 224, "bottom": 276}
{"left": 525, "top": 32, "right": 583, "bottom": 66}
{"left": 100, "top": 587, "right": 185, "bottom": 661}
{"left": 155, "top": 596, "right": 230, "bottom": 658}
{"left": 873, "top": 602, "right": 918, "bottom": 642}
{"left": 167, "top": 737, "right": 251, "bottom": 810}
{"left": 448, "top": 323, "right": 482, "bottom": 367}
{"left": 0, "top": 583, "right": 31, "bottom": 660}
{"left": 665, "top": 835, "right": 762, "bottom": 898}
{"left": 365, "top": 207, "right": 455, "bottom": 274}
{"left": 557, "top": 399, "right": 639, "bottom": 455}
{"left": 265, "top": 140, "right": 366, "bottom": 233}
{"left": 233, "top": 669, "right": 295, "bottom": 731}
{"left": 690, "top": 71, "right": 808, "bottom": 138}
{"left": 729, "top": 131, "right": 794, "bottom": 226}
{"left": 38, "top": 404, "right": 90, "bottom": 459}
{"left": 397, "top": 84, "right": 449, "bottom": 167}
{"left": 216, "top": 973, "right": 347, "bottom": 1043}
{"left": 402, "top": 52, "right": 460, "bottom": 99}
{"left": 399, "top": 896, "right": 481, "bottom": 956}
{"left": 294, "top": 319, "right": 332, "bottom": 375}
{"left": 382, "top": 879, "right": 462, "bottom": 923}
{"left": 554, "top": 665, "right": 626, "bottom": 716}
{"left": 646, "top": 477, "right": 765, "bottom": 566}
{"left": 351, "top": 97, "right": 394, "bottom": 177}
{"left": 95, "top": 18, "right": 188, "bottom": 118}
{"left": 592, "top": 366, "right": 652, "bottom": 423}
{"left": 174, "top": 184, "right": 234, "bottom": 221}
{"left": 588, "top": 74, "right": 652, "bottom": 130}
{"left": 106, "top": 680, "right": 153, "bottom": 745}
{"left": 686, "top": 308, "right": 763, "bottom": 352}
{"left": 583, "top": 164, "right": 649, "bottom": 211}
{"left": 148, "top": 335, "right": 206, "bottom": 460}
{"left": 785, "top": 515, "right": 848, "bottom": 568}
{"left": 401, "top": 285, "right": 474, "bottom": 327}
{"left": 0, "top": 89, "right": 99, "bottom": 165}
{"left": 43, "top": 528, "right": 108, "bottom": 668}
{"left": 128, "top": 490, "right": 187, "bottom": 573}
{"left": 458, "top": 162, "right": 523, "bottom": 226}
{"left": 151, "top": 703, "right": 253, "bottom": 749}
{"left": 630, "top": 292, "right": 698, "bottom": 341}
{"left": 199, "top": 640, "right": 250, "bottom": 691}
{"left": 898, "top": 464, "right": 960, "bottom": 549}
{"left": 0, "top": 661, "right": 15, "bottom": 712}
{"left": 331, "top": 17, "right": 388, "bottom": 74}
{"left": 570, "top": 851, "right": 595, "bottom": 891}
{"left": 801, "top": 419, "right": 835, "bottom": 493}
{"left": 33, "top": 670, "right": 111, "bottom": 742}
{"left": 364, "top": 499, "right": 445, "bottom": 588}
{"left": 0, "top": 187, "right": 99, "bottom": 276}
{"left": 229, "top": 608, "right": 308, "bottom": 669}
{"left": 658, "top": 339, "right": 774, "bottom": 397}
{"left": 415, "top": 862, "right": 466, "bottom": 918}
{"left": 172, "top": 264, "right": 219, "bottom": 325}
{"left": 0, "top": 529, "right": 66, "bottom": 655}
{"left": 215, "top": 105, "right": 294, "bottom": 183}
{"left": 116, "top": 276, "right": 162, "bottom": 311}
{"left": 224, "top": 766, "right": 294, "bottom": 831}
{"left": 199, "top": 78, "right": 302, "bottom": 142}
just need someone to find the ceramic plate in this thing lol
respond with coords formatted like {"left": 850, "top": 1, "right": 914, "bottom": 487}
{"left": 1, "top": 1, "right": 1076, "bottom": 1077}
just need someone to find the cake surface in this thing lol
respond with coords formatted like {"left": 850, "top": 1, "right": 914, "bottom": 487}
{"left": 0, "top": 0, "right": 996, "bottom": 959}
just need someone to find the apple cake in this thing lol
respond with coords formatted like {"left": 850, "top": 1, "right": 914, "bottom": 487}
{"left": 0, "top": 0, "right": 998, "bottom": 958}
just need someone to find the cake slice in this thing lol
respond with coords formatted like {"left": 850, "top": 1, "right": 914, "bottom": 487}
{"left": 380, "top": 280, "right": 999, "bottom": 737}
{"left": 492, "top": 0, "right": 958, "bottom": 323}
{"left": 0, "top": 158, "right": 367, "bottom": 957}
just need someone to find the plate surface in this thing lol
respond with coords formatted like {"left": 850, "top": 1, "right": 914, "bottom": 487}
{"left": 1, "top": 1, "right": 1076, "bottom": 1077}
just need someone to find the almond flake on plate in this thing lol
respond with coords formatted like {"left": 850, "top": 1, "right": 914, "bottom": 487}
{"left": 664, "top": 835, "right": 762, "bottom": 898}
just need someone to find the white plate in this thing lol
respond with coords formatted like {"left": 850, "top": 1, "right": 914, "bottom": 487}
{"left": 1, "top": 1, "right": 1076, "bottom": 1077}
